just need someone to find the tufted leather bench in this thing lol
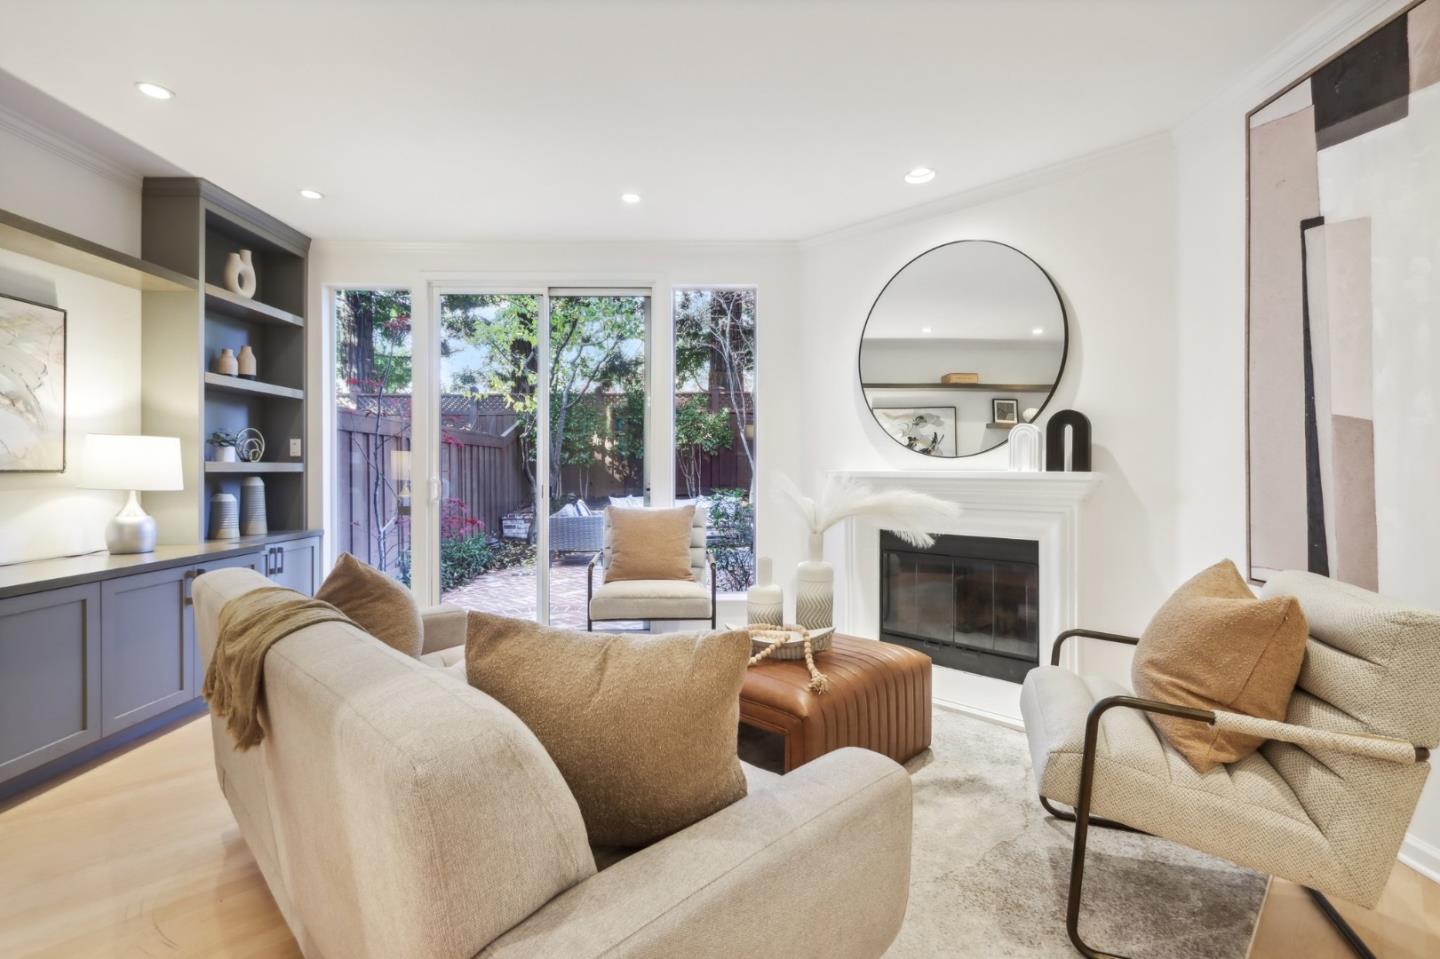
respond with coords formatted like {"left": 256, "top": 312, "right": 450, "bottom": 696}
{"left": 740, "top": 635, "right": 932, "bottom": 772}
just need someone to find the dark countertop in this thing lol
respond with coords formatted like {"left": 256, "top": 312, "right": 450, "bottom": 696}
{"left": 0, "top": 530, "right": 322, "bottom": 600}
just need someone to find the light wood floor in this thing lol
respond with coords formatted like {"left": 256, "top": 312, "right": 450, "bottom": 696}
{"left": 2, "top": 716, "right": 1437, "bottom": 958}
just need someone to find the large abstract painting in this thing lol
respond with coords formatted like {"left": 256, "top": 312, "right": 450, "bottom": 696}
{"left": 1248, "top": 0, "right": 1440, "bottom": 602}
{"left": 0, "top": 293, "right": 67, "bottom": 471}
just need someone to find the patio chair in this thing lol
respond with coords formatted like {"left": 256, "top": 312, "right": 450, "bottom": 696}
{"left": 1020, "top": 570, "right": 1438, "bottom": 958}
{"left": 549, "top": 505, "right": 604, "bottom": 555}
{"left": 586, "top": 506, "right": 716, "bottom": 630}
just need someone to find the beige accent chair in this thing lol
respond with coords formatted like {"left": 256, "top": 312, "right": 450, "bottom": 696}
{"left": 194, "top": 567, "right": 911, "bottom": 959}
{"left": 587, "top": 506, "right": 716, "bottom": 629}
{"left": 1020, "top": 571, "right": 1438, "bottom": 959}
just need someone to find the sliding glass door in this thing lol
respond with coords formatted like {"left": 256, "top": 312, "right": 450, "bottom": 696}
{"left": 428, "top": 288, "right": 649, "bottom": 625}
{"left": 546, "top": 291, "right": 650, "bottom": 628}
{"left": 435, "top": 292, "right": 543, "bottom": 618}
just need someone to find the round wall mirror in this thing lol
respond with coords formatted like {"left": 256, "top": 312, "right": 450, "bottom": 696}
{"left": 858, "top": 240, "right": 1067, "bottom": 458}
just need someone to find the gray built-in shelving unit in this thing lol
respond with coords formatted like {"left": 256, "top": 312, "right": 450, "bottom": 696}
{"left": 140, "top": 178, "right": 312, "bottom": 542}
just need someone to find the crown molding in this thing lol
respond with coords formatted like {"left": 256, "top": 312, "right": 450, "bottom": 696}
{"left": 0, "top": 101, "right": 141, "bottom": 190}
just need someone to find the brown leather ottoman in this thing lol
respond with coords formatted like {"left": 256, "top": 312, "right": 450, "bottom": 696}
{"left": 740, "top": 634, "right": 932, "bottom": 772}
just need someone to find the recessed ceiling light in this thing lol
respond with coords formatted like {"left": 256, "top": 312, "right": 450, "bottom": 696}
{"left": 920, "top": 326, "right": 933, "bottom": 334}
{"left": 904, "top": 167, "right": 936, "bottom": 185}
{"left": 620, "top": 192, "right": 641, "bottom": 205}
{"left": 1031, "top": 327, "right": 1045, "bottom": 336}
{"left": 135, "top": 81, "right": 174, "bottom": 100}
{"left": 299, "top": 189, "right": 324, "bottom": 200}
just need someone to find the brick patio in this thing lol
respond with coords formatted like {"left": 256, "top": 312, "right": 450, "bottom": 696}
{"left": 441, "top": 554, "right": 642, "bottom": 630}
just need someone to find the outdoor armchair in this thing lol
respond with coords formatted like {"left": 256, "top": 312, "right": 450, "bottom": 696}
{"left": 586, "top": 507, "right": 716, "bottom": 630}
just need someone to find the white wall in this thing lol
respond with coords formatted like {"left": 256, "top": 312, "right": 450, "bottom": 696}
{"left": 789, "top": 136, "right": 1181, "bottom": 646}
{"left": 306, "top": 239, "right": 801, "bottom": 608}
{"left": 1172, "top": 0, "right": 1438, "bottom": 882}
{"left": 0, "top": 111, "right": 143, "bottom": 565}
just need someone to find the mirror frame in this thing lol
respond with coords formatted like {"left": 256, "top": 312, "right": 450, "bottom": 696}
{"left": 856, "top": 239, "right": 1070, "bottom": 459}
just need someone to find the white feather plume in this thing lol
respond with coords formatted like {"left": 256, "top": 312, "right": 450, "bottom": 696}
{"left": 777, "top": 474, "right": 962, "bottom": 549}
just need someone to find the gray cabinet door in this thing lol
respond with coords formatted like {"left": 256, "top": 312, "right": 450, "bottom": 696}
{"left": 187, "top": 552, "right": 265, "bottom": 693}
{"left": 269, "top": 536, "right": 322, "bottom": 596}
{"left": 0, "top": 584, "right": 101, "bottom": 783}
{"left": 100, "top": 566, "right": 194, "bottom": 736}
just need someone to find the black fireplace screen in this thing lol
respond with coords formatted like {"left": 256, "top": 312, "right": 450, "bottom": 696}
{"left": 879, "top": 531, "right": 1039, "bottom": 683}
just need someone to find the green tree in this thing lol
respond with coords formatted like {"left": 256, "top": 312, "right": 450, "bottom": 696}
{"left": 675, "top": 290, "right": 756, "bottom": 497}
{"left": 674, "top": 395, "right": 733, "bottom": 499}
{"left": 440, "top": 293, "right": 645, "bottom": 508}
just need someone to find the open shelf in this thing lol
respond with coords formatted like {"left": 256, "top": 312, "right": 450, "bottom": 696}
{"left": 205, "top": 284, "right": 303, "bottom": 327}
{"left": 204, "top": 372, "right": 304, "bottom": 400}
{"left": 862, "top": 382, "right": 1054, "bottom": 392}
{"left": 205, "top": 461, "right": 305, "bottom": 474}
{"left": 0, "top": 207, "right": 195, "bottom": 292}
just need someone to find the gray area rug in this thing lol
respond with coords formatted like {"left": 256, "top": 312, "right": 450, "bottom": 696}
{"left": 744, "top": 705, "right": 1267, "bottom": 958}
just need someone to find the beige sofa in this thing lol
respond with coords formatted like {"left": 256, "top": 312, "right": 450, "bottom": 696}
{"left": 194, "top": 568, "right": 912, "bottom": 959}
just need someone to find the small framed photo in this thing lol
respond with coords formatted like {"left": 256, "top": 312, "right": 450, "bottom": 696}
{"left": 991, "top": 398, "right": 1020, "bottom": 427}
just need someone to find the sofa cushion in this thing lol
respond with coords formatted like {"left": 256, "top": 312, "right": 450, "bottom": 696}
{"left": 604, "top": 505, "right": 695, "bottom": 583}
{"left": 315, "top": 552, "right": 424, "bottom": 658}
{"left": 590, "top": 579, "right": 712, "bottom": 620}
{"left": 1131, "top": 559, "right": 1308, "bottom": 771}
{"left": 465, "top": 612, "right": 751, "bottom": 846}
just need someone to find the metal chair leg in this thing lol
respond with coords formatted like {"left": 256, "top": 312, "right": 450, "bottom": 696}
{"left": 1306, "top": 888, "right": 1378, "bottom": 959}
{"left": 1040, "top": 795, "right": 1145, "bottom": 835}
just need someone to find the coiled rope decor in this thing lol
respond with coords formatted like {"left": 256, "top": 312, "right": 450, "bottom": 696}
{"left": 741, "top": 624, "right": 833, "bottom": 694}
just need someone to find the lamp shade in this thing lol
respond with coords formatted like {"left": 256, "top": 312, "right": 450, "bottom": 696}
{"left": 80, "top": 434, "right": 184, "bottom": 491}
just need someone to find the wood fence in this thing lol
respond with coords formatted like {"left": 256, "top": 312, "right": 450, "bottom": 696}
{"left": 336, "top": 390, "right": 754, "bottom": 572}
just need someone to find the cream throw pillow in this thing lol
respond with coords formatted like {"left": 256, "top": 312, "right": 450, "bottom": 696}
{"left": 314, "top": 552, "right": 424, "bottom": 658}
{"left": 604, "top": 505, "right": 695, "bottom": 583}
{"left": 1131, "top": 559, "right": 1309, "bottom": 772}
{"left": 465, "top": 612, "right": 750, "bottom": 846}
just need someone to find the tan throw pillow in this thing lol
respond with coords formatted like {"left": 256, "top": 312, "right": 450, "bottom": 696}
{"left": 465, "top": 612, "right": 749, "bottom": 846}
{"left": 1132, "top": 559, "right": 1309, "bottom": 772}
{"left": 314, "top": 552, "right": 424, "bottom": 658}
{"left": 604, "top": 505, "right": 695, "bottom": 583}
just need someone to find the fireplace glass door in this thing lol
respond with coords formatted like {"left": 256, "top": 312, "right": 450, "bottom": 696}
{"left": 880, "top": 532, "right": 1039, "bottom": 682}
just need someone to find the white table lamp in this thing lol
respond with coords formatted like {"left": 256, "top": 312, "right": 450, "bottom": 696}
{"left": 80, "top": 434, "right": 184, "bottom": 554}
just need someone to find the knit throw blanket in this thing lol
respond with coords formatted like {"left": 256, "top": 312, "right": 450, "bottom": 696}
{"left": 203, "top": 587, "right": 355, "bottom": 751}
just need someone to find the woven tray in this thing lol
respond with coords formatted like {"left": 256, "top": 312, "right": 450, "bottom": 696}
{"left": 737, "top": 624, "right": 835, "bottom": 660}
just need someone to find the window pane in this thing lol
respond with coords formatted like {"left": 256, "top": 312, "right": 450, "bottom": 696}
{"left": 334, "top": 289, "right": 412, "bottom": 583}
{"left": 550, "top": 293, "right": 648, "bottom": 629}
{"left": 674, "top": 289, "right": 757, "bottom": 591}
{"left": 437, "top": 293, "right": 541, "bottom": 619}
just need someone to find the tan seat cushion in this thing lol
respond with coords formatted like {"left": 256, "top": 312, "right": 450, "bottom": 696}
{"left": 314, "top": 552, "right": 423, "bottom": 658}
{"left": 1132, "top": 559, "right": 1308, "bottom": 772}
{"left": 604, "top": 505, "right": 695, "bottom": 583}
{"left": 465, "top": 612, "right": 750, "bottom": 846}
{"left": 590, "top": 579, "right": 712, "bottom": 620}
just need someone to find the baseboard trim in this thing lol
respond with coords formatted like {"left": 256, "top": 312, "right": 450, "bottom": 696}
{"left": 1399, "top": 833, "right": 1440, "bottom": 885}
{"left": 934, "top": 696, "right": 1025, "bottom": 732}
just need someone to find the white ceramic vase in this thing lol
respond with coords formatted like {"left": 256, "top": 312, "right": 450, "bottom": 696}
{"left": 214, "top": 445, "right": 237, "bottom": 463}
{"left": 746, "top": 556, "right": 784, "bottom": 626}
{"left": 223, "top": 249, "right": 257, "bottom": 299}
{"left": 794, "top": 533, "right": 834, "bottom": 631}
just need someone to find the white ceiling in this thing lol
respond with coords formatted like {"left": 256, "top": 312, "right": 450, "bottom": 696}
{"left": 0, "top": 0, "right": 1326, "bottom": 242}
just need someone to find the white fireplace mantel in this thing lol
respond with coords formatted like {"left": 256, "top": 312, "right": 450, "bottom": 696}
{"left": 824, "top": 468, "right": 1104, "bottom": 729}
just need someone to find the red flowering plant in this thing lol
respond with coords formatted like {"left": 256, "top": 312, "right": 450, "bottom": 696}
{"left": 440, "top": 497, "right": 484, "bottom": 543}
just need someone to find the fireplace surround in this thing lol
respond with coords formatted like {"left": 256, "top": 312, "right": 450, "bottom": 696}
{"left": 826, "top": 469, "right": 1102, "bottom": 727}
